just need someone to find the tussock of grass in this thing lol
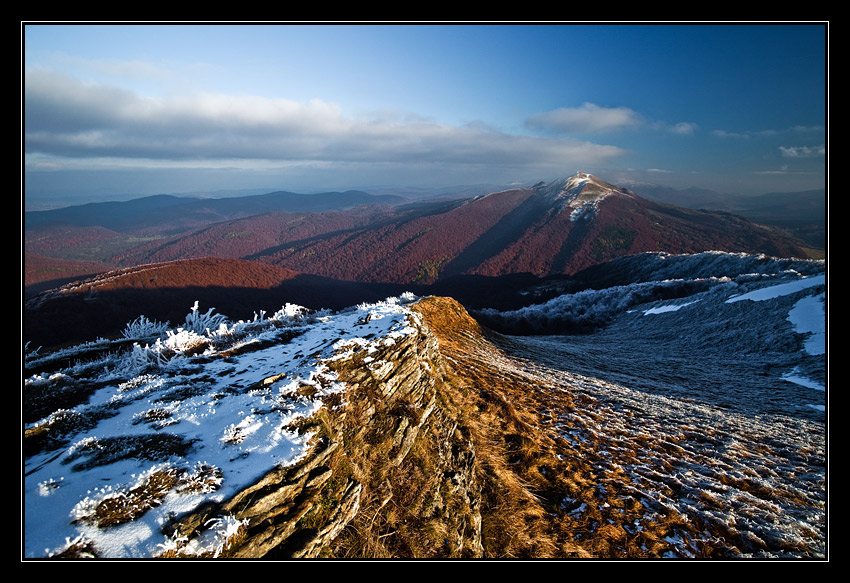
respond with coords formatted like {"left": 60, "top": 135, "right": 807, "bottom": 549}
{"left": 63, "top": 434, "right": 198, "bottom": 471}
{"left": 50, "top": 538, "right": 98, "bottom": 559}
{"left": 75, "top": 468, "right": 184, "bottom": 528}
{"left": 73, "top": 463, "right": 224, "bottom": 530}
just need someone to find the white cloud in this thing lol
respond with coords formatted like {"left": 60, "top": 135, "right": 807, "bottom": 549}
{"left": 24, "top": 70, "right": 628, "bottom": 173}
{"left": 711, "top": 129, "right": 750, "bottom": 139}
{"left": 525, "top": 102, "right": 642, "bottom": 134}
{"left": 779, "top": 145, "right": 825, "bottom": 158}
{"left": 667, "top": 121, "right": 698, "bottom": 135}
{"left": 713, "top": 127, "right": 825, "bottom": 141}
{"left": 753, "top": 168, "right": 789, "bottom": 175}
{"left": 528, "top": 103, "right": 697, "bottom": 138}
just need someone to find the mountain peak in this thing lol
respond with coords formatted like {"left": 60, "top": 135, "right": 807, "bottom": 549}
{"left": 567, "top": 171, "right": 626, "bottom": 196}
{"left": 533, "top": 172, "right": 629, "bottom": 221}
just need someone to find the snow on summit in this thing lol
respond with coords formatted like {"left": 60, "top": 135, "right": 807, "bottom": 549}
{"left": 543, "top": 172, "right": 626, "bottom": 221}
{"left": 24, "top": 294, "right": 420, "bottom": 558}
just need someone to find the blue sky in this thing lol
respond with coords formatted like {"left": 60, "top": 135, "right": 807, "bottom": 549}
{"left": 23, "top": 23, "right": 827, "bottom": 207}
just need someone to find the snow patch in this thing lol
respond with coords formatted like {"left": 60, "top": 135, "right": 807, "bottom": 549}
{"left": 24, "top": 294, "right": 420, "bottom": 559}
{"left": 787, "top": 293, "right": 825, "bottom": 356}
{"left": 725, "top": 274, "right": 824, "bottom": 303}
{"left": 643, "top": 299, "right": 701, "bottom": 315}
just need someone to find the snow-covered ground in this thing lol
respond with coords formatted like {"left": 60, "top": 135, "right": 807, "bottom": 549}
{"left": 23, "top": 294, "right": 421, "bottom": 558}
{"left": 724, "top": 273, "right": 826, "bottom": 405}
{"left": 478, "top": 252, "right": 827, "bottom": 419}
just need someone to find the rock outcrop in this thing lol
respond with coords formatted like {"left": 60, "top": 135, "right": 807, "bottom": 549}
{"left": 27, "top": 294, "right": 580, "bottom": 559}
{"left": 162, "top": 297, "right": 486, "bottom": 558}
{"left": 141, "top": 294, "right": 594, "bottom": 559}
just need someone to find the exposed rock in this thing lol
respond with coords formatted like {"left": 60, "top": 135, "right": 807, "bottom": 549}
{"left": 146, "top": 297, "right": 487, "bottom": 558}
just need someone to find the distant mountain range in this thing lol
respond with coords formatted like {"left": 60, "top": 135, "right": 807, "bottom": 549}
{"left": 621, "top": 181, "right": 826, "bottom": 249}
{"left": 23, "top": 189, "right": 408, "bottom": 294}
{"left": 24, "top": 189, "right": 408, "bottom": 234}
{"left": 24, "top": 173, "right": 820, "bottom": 298}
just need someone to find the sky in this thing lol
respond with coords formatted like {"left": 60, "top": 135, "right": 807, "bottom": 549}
{"left": 22, "top": 23, "right": 828, "bottom": 209}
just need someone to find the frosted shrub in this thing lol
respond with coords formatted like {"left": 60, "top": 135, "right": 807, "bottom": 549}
{"left": 183, "top": 301, "right": 228, "bottom": 335}
{"left": 24, "top": 341, "right": 40, "bottom": 359}
{"left": 399, "top": 291, "right": 418, "bottom": 303}
{"left": 121, "top": 302, "right": 226, "bottom": 340}
{"left": 476, "top": 279, "right": 714, "bottom": 334}
{"left": 380, "top": 292, "right": 418, "bottom": 306}
{"left": 122, "top": 315, "right": 170, "bottom": 340}
{"left": 219, "top": 308, "right": 281, "bottom": 339}
{"left": 127, "top": 343, "right": 163, "bottom": 372}
{"left": 97, "top": 345, "right": 166, "bottom": 379}
{"left": 199, "top": 515, "right": 249, "bottom": 558}
{"left": 271, "top": 303, "right": 310, "bottom": 322}
{"left": 159, "top": 514, "right": 248, "bottom": 558}
{"left": 161, "top": 328, "right": 209, "bottom": 354}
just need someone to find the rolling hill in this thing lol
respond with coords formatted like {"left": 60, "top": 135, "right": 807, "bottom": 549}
{"left": 239, "top": 173, "right": 813, "bottom": 283}
{"left": 23, "top": 257, "right": 409, "bottom": 349}
{"left": 26, "top": 173, "right": 812, "bottom": 289}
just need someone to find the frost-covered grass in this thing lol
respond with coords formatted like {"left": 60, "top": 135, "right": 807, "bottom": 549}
{"left": 23, "top": 293, "right": 420, "bottom": 559}
{"left": 475, "top": 253, "right": 827, "bottom": 412}
{"left": 23, "top": 249, "right": 828, "bottom": 558}
{"left": 508, "top": 339, "right": 827, "bottom": 558}
{"left": 478, "top": 252, "right": 826, "bottom": 336}
{"left": 473, "top": 251, "right": 826, "bottom": 557}
{"left": 482, "top": 254, "right": 827, "bottom": 557}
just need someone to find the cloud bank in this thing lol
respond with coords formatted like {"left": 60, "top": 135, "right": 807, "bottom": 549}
{"left": 526, "top": 103, "right": 698, "bottom": 138}
{"left": 525, "top": 102, "right": 643, "bottom": 134}
{"left": 780, "top": 145, "right": 825, "bottom": 158}
{"left": 24, "top": 70, "right": 627, "bottom": 176}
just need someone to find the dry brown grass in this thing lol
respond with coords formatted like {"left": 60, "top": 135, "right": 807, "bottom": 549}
{"left": 407, "top": 296, "right": 751, "bottom": 559}
{"left": 75, "top": 468, "right": 184, "bottom": 528}
{"left": 410, "top": 297, "right": 590, "bottom": 558}
{"left": 73, "top": 463, "right": 224, "bottom": 532}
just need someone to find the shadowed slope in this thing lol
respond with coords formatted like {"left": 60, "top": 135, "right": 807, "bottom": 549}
{"left": 23, "top": 258, "right": 406, "bottom": 349}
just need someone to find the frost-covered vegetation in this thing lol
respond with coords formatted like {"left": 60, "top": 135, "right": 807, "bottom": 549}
{"left": 477, "top": 252, "right": 826, "bottom": 557}
{"left": 476, "top": 251, "right": 825, "bottom": 335}
{"left": 479, "top": 252, "right": 826, "bottom": 419}
{"left": 24, "top": 293, "right": 420, "bottom": 558}
{"left": 478, "top": 278, "right": 717, "bottom": 334}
